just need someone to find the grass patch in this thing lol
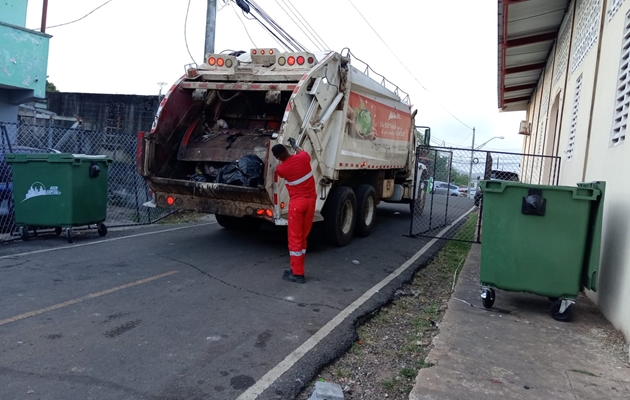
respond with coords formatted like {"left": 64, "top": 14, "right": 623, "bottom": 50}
{"left": 381, "top": 378, "right": 396, "bottom": 391}
{"left": 400, "top": 367, "right": 417, "bottom": 378}
{"left": 298, "top": 214, "right": 475, "bottom": 399}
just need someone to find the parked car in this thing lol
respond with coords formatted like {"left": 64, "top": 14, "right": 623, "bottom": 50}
{"left": 474, "top": 170, "right": 520, "bottom": 206}
{"left": 0, "top": 146, "right": 60, "bottom": 233}
{"left": 432, "top": 181, "right": 462, "bottom": 197}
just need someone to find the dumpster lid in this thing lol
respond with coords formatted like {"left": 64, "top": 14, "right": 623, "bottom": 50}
{"left": 5, "top": 153, "right": 112, "bottom": 163}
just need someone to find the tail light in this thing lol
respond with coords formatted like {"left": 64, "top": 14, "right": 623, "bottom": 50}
{"left": 265, "top": 209, "right": 273, "bottom": 217}
{"left": 166, "top": 196, "right": 175, "bottom": 206}
{"left": 287, "top": 56, "right": 296, "bottom": 66}
{"left": 217, "top": 58, "right": 225, "bottom": 67}
{"left": 297, "top": 56, "right": 305, "bottom": 65}
{"left": 208, "top": 57, "right": 216, "bottom": 66}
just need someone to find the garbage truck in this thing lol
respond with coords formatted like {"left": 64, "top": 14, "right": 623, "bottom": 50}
{"left": 136, "top": 48, "right": 428, "bottom": 246}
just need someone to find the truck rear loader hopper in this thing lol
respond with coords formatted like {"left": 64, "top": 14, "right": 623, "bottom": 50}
{"left": 137, "top": 48, "right": 427, "bottom": 246}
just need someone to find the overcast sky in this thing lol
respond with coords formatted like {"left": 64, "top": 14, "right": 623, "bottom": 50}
{"left": 25, "top": 0, "right": 526, "bottom": 152}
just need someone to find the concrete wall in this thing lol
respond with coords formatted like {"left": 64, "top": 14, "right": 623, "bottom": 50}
{"left": 45, "top": 92, "right": 160, "bottom": 134}
{"left": 0, "top": 0, "right": 28, "bottom": 27}
{"left": 0, "top": 22, "right": 50, "bottom": 100}
{"left": 517, "top": 0, "right": 630, "bottom": 342}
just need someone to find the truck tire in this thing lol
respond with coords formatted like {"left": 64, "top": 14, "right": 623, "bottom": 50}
{"left": 215, "top": 214, "right": 262, "bottom": 231}
{"left": 410, "top": 191, "right": 426, "bottom": 216}
{"left": 355, "top": 184, "right": 377, "bottom": 237}
{"left": 323, "top": 186, "right": 356, "bottom": 247}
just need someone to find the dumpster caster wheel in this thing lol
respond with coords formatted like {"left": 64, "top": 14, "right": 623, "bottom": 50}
{"left": 55, "top": 227, "right": 63, "bottom": 236}
{"left": 481, "top": 288, "right": 495, "bottom": 309}
{"left": 67, "top": 229, "right": 74, "bottom": 244}
{"left": 550, "top": 300, "right": 574, "bottom": 322}
{"left": 21, "top": 227, "right": 29, "bottom": 241}
{"left": 97, "top": 223, "right": 108, "bottom": 237}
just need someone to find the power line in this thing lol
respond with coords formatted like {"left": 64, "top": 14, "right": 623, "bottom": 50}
{"left": 184, "top": 0, "right": 196, "bottom": 64}
{"left": 285, "top": 0, "right": 329, "bottom": 49}
{"left": 278, "top": 0, "right": 329, "bottom": 50}
{"left": 245, "top": 0, "right": 307, "bottom": 51}
{"left": 37, "top": 0, "right": 114, "bottom": 30}
{"left": 231, "top": 1, "right": 257, "bottom": 48}
{"left": 249, "top": 13, "right": 293, "bottom": 51}
{"left": 218, "top": 0, "right": 230, "bottom": 12}
{"left": 345, "top": 0, "right": 473, "bottom": 131}
{"left": 234, "top": 0, "right": 303, "bottom": 52}
{"left": 458, "top": 132, "right": 473, "bottom": 145}
{"left": 273, "top": 0, "right": 322, "bottom": 51}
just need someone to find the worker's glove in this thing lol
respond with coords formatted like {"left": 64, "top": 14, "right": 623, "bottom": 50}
{"left": 288, "top": 137, "right": 298, "bottom": 150}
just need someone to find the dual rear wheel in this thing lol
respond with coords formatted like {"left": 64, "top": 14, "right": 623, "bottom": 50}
{"left": 322, "top": 184, "right": 377, "bottom": 247}
{"left": 214, "top": 184, "right": 379, "bottom": 248}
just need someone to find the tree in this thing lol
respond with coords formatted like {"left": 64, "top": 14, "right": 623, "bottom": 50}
{"left": 46, "top": 80, "right": 59, "bottom": 92}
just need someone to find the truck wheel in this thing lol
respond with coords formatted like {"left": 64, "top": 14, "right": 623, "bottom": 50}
{"left": 410, "top": 191, "right": 426, "bottom": 216}
{"left": 355, "top": 184, "right": 377, "bottom": 237}
{"left": 215, "top": 214, "right": 262, "bottom": 231}
{"left": 323, "top": 186, "right": 356, "bottom": 247}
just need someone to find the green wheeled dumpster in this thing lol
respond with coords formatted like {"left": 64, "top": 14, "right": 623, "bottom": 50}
{"left": 478, "top": 180, "right": 605, "bottom": 322}
{"left": 6, "top": 153, "right": 113, "bottom": 243}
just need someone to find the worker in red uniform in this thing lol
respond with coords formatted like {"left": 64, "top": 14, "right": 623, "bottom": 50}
{"left": 272, "top": 138, "right": 316, "bottom": 284}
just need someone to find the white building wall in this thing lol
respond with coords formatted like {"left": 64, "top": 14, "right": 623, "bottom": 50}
{"left": 518, "top": 0, "right": 630, "bottom": 341}
{"left": 582, "top": 0, "right": 630, "bottom": 339}
{"left": 557, "top": 0, "right": 604, "bottom": 185}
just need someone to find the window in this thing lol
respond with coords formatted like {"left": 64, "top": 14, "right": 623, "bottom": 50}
{"left": 555, "top": 9, "right": 573, "bottom": 85}
{"left": 612, "top": 11, "right": 630, "bottom": 146}
{"left": 571, "top": 0, "right": 602, "bottom": 74}
{"left": 609, "top": 0, "right": 626, "bottom": 21}
{"left": 567, "top": 74, "right": 583, "bottom": 160}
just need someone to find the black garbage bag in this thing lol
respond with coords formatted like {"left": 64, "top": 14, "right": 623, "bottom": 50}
{"left": 238, "top": 155, "right": 264, "bottom": 187}
{"left": 217, "top": 163, "right": 244, "bottom": 186}
{"left": 216, "top": 155, "right": 264, "bottom": 187}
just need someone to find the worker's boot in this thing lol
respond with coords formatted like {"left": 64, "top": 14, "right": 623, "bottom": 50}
{"left": 282, "top": 270, "right": 305, "bottom": 284}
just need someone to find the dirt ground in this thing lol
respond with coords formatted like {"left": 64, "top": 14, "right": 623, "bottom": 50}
{"left": 298, "top": 238, "right": 473, "bottom": 400}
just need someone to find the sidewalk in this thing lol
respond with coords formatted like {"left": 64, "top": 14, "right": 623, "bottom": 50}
{"left": 409, "top": 244, "right": 630, "bottom": 400}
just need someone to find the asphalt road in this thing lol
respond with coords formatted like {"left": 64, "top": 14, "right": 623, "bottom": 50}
{"left": 412, "top": 195, "right": 476, "bottom": 239}
{"left": 0, "top": 202, "right": 472, "bottom": 400}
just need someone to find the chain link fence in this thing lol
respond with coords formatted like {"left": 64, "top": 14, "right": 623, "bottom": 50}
{"left": 410, "top": 146, "right": 561, "bottom": 242}
{"left": 1, "top": 121, "right": 169, "bottom": 242}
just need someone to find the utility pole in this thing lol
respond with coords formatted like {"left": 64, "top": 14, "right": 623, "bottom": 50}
{"left": 467, "top": 127, "right": 475, "bottom": 198}
{"left": 205, "top": 0, "right": 218, "bottom": 56}
{"left": 41, "top": 0, "right": 49, "bottom": 33}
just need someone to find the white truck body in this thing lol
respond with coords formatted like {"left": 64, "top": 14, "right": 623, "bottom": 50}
{"left": 137, "top": 48, "right": 426, "bottom": 245}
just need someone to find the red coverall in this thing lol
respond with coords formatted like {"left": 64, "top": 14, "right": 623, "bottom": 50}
{"left": 276, "top": 151, "right": 317, "bottom": 276}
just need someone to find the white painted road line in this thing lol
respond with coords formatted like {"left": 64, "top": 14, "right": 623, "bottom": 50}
{"left": 236, "top": 207, "right": 476, "bottom": 400}
{"left": 0, "top": 222, "right": 216, "bottom": 260}
{"left": 0, "top": 271, "right": 179, "bottom": 327}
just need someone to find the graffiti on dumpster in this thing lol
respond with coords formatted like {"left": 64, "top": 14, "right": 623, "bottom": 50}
{"left": 23, "top": 182, "right": 62, "bottom": 202}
